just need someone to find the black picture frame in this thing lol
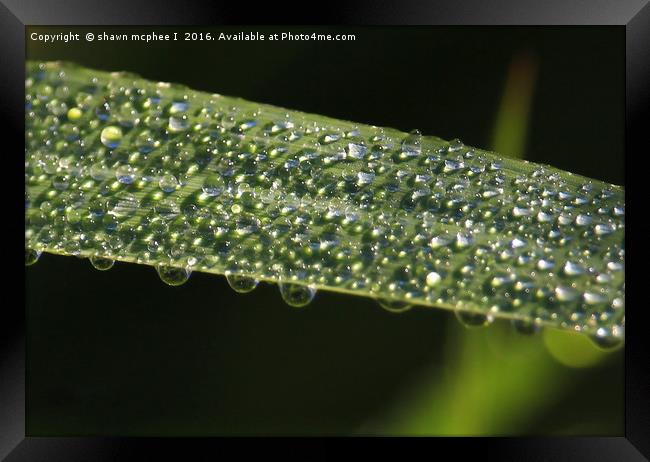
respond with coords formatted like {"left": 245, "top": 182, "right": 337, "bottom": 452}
{"left": 2, "top": 1, "right": 648, "bottom": 459}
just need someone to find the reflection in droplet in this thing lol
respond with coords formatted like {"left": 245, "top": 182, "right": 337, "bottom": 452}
{"left": 511, "top": 318, "right": 540, "bottom": 335}
{"left": 378, "top": 298, "right": 413, "bottom": 313}
{"left": 589, "top": 327, "right": 624, "bottom": 351}
{"left": 90, "top": 256, "right": 115, "bottom": 271}
{"left": 226, "top": 274, "right": 259, "bottom": 293}
{"left": 279, "top": 282, "right": 316, "bottom": 307}
{"left": 203, "top": 174, "right": 226, "bottom": 197}
{"left": 26, "top": 248, "right": 42, "bottom": 266}
{"left": 100, "top": 125, "right": 123, "bottom": 149}
{"left": 455, "top": 309, "right": 494, "bottom": 328}
{"left": 156, "top": 264, "right": 191, "bottom": 286}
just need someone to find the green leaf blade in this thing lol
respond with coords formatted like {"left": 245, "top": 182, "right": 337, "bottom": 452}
{"left": 25, "top": 61, "right": 625, "bottom": 342}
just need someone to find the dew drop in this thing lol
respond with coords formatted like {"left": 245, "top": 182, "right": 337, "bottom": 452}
{"left": 443, "top": 159, "right": 464, "bottom": 173}
{"left": 90, "top": 162, "right": 107, "bottom": 181}
{"left": 26, "top": 248, "right": 42, "bottom": 266}
{"left": 512, "top": 206, "right": 531, "bottom": 217}
{"left": 169, "top": 101, "right": 189, "bottom": 113}
{"left": 202, "top": 173, "right": 226, "bottom": 197}
{"left": 154, "top": 198, "right": 181, "bottom": 221}
{"left": 100, "top": 126, "right": 123, "bottom": 149}
{"left": 156, "top": 264, "right": 191, "bottom": 286}
{"left": 67, "top": 107, "right": 82, "bottom": 121}
{"left": 357, "top": 171, "right": 375, "bottom": 185}
{"left": 594, "top": 223, "right": 614, "bottom": 235}
{"left": 537, "top": 259, "right": 555, "bottom": 271}
{"left": 52, "top": 174, "right": 70, "bottom": 191}
{"left": 159, "top": 174, "right": 179, "bottom": 193}
{"left": 400, "top": 130, "right": 422, "bottom": 157}
{"left": 168, "top": 115, "right": 188, "bottom": 132}
{"left": 447, "top": 138, "right": 464, "bottom": 152}
{"left": 226, "top": 274, "right": 259, "bottom": 293}
{"left": 584, "top": 292, "right": 606, "bottom": 305}
{"left": 455, "top": 309, "right": 494, "bottom": 328}
{"left": 426, "top": 271, "right": 442, "bottom": 287}
{"left": 96, "top": 101, "right": 110, "bottom": 121}
{"left": 115, "top": 164, "right": 136, "bottom": 184}
{"left": 607, "top": 261, "right": 623, "bottom": 272}
{"left": 347, "top": 142, "right": 367, "bottom": 159}
{"left": 589, "top": 327, "right": 623, "bottom": 351}
{"left": 555, "top": 286, "right": 579, "bottom": 302}
{"left": 511, "top": 318, "right": 540, "bottom": 335}
{"left": 108, "top": 193, "right": 139, "bottom": 218}
{"left": 429, "top": 235, "right": 452, "bottom": 248}
{"left": 90, "top": 256, "right": 115, "bottom": 271}
{"left": 279, "top": 282, "right": 316, "bottom": 308}
{"left": 563, "top": 261, "right": 584, "bottom": 276}
{"left": 378, "top": 298, "right": 413, "bottom": 313}
{"left": 319, "top": 133, "right": 341, "bottom": 144}
{"left": 238, "top": 119, "right": 257, "bottom": 131}
{"left": 510, "top": 238, "right": 527, "bottom": 249}
{"left": 596, "top": 273, "right": 612, "bottom": 284}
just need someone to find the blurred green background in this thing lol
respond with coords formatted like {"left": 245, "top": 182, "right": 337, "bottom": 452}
{"left": 26, "top": 26, "right": 624, "bottom": 435}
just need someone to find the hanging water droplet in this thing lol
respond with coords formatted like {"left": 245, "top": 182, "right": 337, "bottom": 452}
{"left": 455, "top": 309, "right": 493, "bottom": 328}
{"left": 279, "top": 282, "right": 316, "bottom": 307}
{"left": 226, "top": 274, "right": 259, "bottom": 293}
{"left": 589, "top": 327, "right": 623, "bottom": 351}
{"left": 26, "top": 248, "right": 42, "bottom": 266}
{"left": 377, "top": 298, "right": 413, "bottom": 313}
{"left": 100, "top": 125, "right": 123, "bottom": 149}
{"left": 90, "top": 256, "right": 115, "bottom": 271}
{"left": 156, "top": 264, "right": 191, "bottom": 286}
{"left": 511, "top": 318, "right": 540, "bottom": 335}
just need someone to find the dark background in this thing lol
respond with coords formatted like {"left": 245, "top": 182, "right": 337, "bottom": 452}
{"left": 26, "top": 26, "right": 624, "bottom": 435}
